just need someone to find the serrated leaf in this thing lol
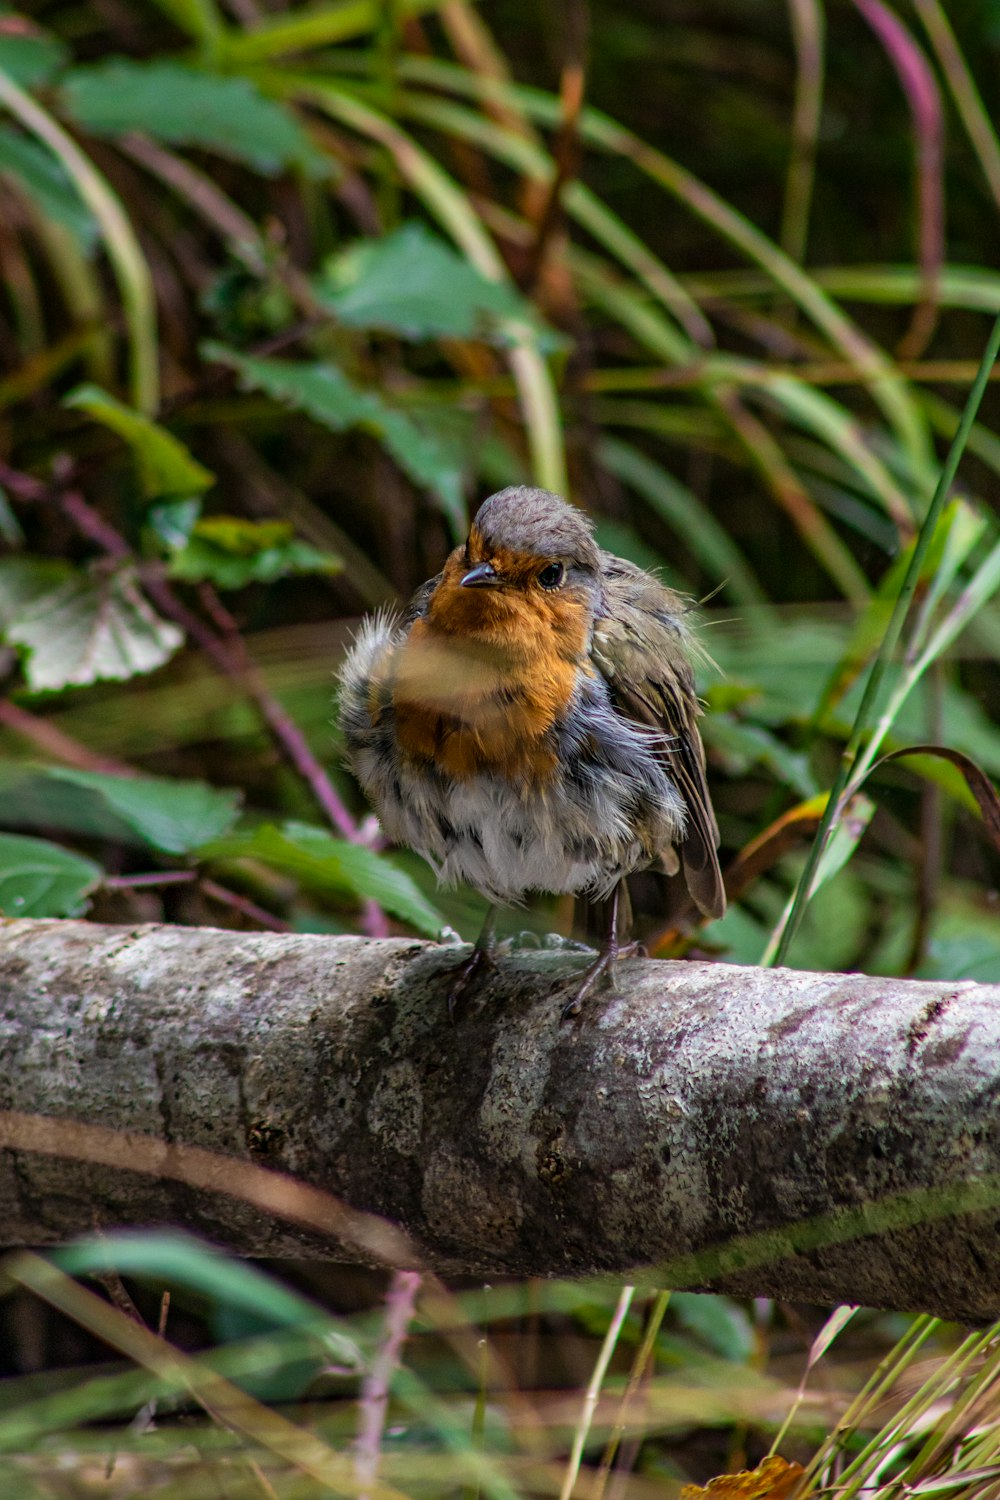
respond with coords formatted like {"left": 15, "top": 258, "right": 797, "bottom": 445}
{"left": 61, "top": 60, "right": 327, "bottom": 177}
{"left": 65, "top": 384, "right": 214, "bottom": 500}
{"left": 168, "top": 516, "right": 341, "bottom": 588}
{"left": 0, "top": 29, "right": 69, "bottom": 88}
{"left": 204, "top": 344, "right": 466, "bottom": 533}
{"left": 60, "top": 768, "right": 240, "bottom": 853}
{"left": 0, "top": 832, "right": 101, "bottom": 917}
{"left": 0, "top": 126, "right": 97, "bottom": 248}
{"left": 315, "top": 220, "right": 531, "bottom": 341}
{"left": 0, "top": 763, "right": 240, "bottom": 852}
{"left": 0, "top": 557, "right": 183, "bottom": 690}
{"left": 201, "top": 820, "right": 444, "bottom": 936}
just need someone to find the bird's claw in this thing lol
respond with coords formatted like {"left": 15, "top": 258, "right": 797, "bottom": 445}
{"left": 447, "top": 945, "right": 494, "bottom": 1022}
{"left": 559, "top": 940, "right": 644, "bottom": 1021}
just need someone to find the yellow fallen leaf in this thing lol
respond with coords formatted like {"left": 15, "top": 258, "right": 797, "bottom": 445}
{"left": 681, "top": 1455, "right": 805, "bottom": 1500}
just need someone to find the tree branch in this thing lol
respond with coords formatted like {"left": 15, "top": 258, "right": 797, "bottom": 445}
{"left": 0, "top": 919, "right": 997, "bottom": 1321}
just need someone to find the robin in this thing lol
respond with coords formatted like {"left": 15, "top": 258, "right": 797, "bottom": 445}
{"left": 339, "top": 485, "right": 725, "bottom": 1017}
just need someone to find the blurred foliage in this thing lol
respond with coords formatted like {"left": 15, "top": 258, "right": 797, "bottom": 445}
{"left": 2, "top": 0, "right": 1000, "bottom": 1492}
{"left": 0, "top": 0, "right": 997, "bottom": 967}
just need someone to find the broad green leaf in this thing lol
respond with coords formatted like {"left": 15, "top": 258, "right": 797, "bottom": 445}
{"left": 168, "top": 516, "right": 341, "bottom": 588}
{"left": 0, "top": 126, "right": 97, "bottom": 248}
{"left": 0, "top": 832, "right": 101, "bottom": 917}
{"left": 0, "top": 557, "right": 183, "bottom": 690}
{"left": 0, "top": 763, "right": 239, "bottom": 852}
{"left": 57, "top": 768, "right": 239, "bottom": 853}
{"left": 202, "top": 820, "right": 444, "bottom": 936}
{"left": 315, "top": 220, "right": 532, "bottom": 341}
{"left": 61, "top": 60, "right": 326, "bottom": 177}
{"left": 65, "top": 384, "right": 214, "bottom": 499}
{"left": 204, "top": 344, "right": 466, "bottom": 533}
{"left": 0, "top": 30, "right": 69, "bottom": 88}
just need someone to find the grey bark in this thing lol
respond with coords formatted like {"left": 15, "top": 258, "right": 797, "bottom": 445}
{"left": 0, "top": 918, "right": 998, "bottom": 1322}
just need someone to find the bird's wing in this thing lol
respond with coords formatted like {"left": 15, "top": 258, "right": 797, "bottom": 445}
{"left": 591, "top": 556, "right": 725, "bottom": 920}
{"left": 403, "top": 571, "right": 443, "bottom": 623}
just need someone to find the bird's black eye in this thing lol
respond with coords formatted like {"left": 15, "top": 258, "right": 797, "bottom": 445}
{"left": 537, "top": 562, "right": 565, "bottom": 590}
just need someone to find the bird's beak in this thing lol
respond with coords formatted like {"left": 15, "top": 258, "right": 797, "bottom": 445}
{"left": 460, "top": 561, "right": 499, "bottom": 588}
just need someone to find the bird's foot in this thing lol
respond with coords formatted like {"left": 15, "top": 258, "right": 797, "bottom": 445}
{"left": 506, "top": 930, "right": 593, "bottom": 953}
{"left": 559, "top": 940, "right": 645, "bottom": 1021}
{"left": 447, "top": 944, "right": 495, "bottom": 1022}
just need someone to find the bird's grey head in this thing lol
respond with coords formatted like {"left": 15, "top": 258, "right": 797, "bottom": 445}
{"left": 470, "top": 487, "right": 600, "bottom": 573}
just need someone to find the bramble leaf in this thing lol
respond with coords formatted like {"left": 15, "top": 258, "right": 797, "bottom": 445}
{"left": 61, "top": 60, "right": 327, "bottom": 177}
{"left": 0, "top": 28, "right": 69, "bottom": 88}
{"left": 315, "top": 220, "right": 532, "bottom": 341}
{"left": 0, "top": 832, "right": 101, "bottom": 918}
{"left": 168, "top": 516, "right": 341, "bottom": 588}
{"left": 0, "top": 557, "right": 183, "bottom": 690}
{"left": 204, "top": 344, "right": 466, "bottom": 533}
{"left": 0, "top": 763, "right": 240, "bottom": 853}
{"left": 201, "top": 820, "right": 444, "bottom": 936}
{"left": 0, "top": 127, "right": 97, "bottom": 248}
{"left": 66, "top": 384, "right": 214, "bottom": 499}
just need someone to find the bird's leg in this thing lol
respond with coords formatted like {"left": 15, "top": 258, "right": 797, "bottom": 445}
{"left": 447, "top": 904, "right": 498, "bottom": 1021}
{"left": 560, "top": 881, "right": 643, "bottom": 1020}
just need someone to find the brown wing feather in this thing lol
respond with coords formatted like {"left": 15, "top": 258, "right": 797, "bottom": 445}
{"left": 592, "top": 556, "right": 726, "bottom": 920}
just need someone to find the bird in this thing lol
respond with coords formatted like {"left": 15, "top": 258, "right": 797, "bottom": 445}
{"left": 338, "top": 485, "right": 725, "bottom": 1018}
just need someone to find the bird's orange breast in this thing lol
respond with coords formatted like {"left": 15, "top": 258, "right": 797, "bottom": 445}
{"left": 389, "top": 575, "right": 590, "bottom": 781}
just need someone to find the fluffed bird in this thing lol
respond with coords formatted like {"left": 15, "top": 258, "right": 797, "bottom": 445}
{"left": 339, "top": 485, "right": 724, "bottom": 1016}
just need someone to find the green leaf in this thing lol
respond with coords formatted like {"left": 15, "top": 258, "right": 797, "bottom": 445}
{"left": 146, "top": 497, "right": 202, "bottom": 551}
{"left": 168, "top": 516, "right": 341, "bottom": 588}
{"left": 61, "top": 60, "right": 327, "bottom": 177}
{"left": 201, "top": 820, "right": 444, "bottom": 936}
{"left": 0, "top": 557, "right": 183, "bottom": 691}
{"left": 0, "top": 763, "right": 240, "bottom": 853}
{"left": 0, "top": 29, "right": 69, "bottom": 88}
{"left": 0, "top": 832, "right": 101, "bottom": 918}
{"left": 204, "top": 344, "right": 466, "bottom": 534}
{"left": 58, "top": 768, "right": 239, "bottom": 853}
{"left": 918, "top": 898, "right": 1000, "bottom": 984}
{"left": 315, "top": 220, "right": 533, "bottom": 341}
{"left": 65, "top": 384, "right": 214, "bottom": 500}
{"left": 0, "top": 126, "right": 97, "bottom": 248}
{"left": 670, "top": 1293, "right": 755, "bottom": 1363}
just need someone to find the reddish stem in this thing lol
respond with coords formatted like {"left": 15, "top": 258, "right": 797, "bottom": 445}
{"left": 354, "top": 1269, "right": 422, "bottom": 1499}
{"left": 0, "top": 700, "right": 136, "bottom": 778}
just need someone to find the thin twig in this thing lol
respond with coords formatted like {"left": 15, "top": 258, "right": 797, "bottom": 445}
{"left": 0, "top": 700, "right": 136, "bottom": 778}
{"left": 103, "top": 871, "right": 198, "bottom": 890}
{"left": 355, "top": 1269, "right": 422, "bottom": 1500}
{"left": 201, "top": 878, "right": 292, "bottom": 933}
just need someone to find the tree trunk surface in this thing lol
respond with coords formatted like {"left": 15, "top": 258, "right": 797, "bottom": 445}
{"left": 0, "top": 918, "right": 998, "bottom": 1322}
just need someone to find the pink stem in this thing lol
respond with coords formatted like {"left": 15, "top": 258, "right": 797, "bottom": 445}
{"left": 354, "top": 1269, "right": 422, "bottom": 1499}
